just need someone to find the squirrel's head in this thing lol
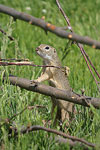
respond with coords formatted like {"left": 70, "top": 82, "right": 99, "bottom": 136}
{"left": 36, "top": 44, "right": 58, "bottom": 61}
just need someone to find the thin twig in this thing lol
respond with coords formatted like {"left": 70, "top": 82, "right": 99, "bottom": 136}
{"left": 81, "top": 47, "right": 100, "bottom": 79}
{"left": 0, "top": 58, "right": 29, "bottom": 61}
{"left": 0, "top": 106, "right": 27, "bottom": 128}
{"left": 56, "top": 0, "right": 71, "bottom": 27}
{"left": 0, "top": 105, "right": 45, "bottom": 128}
{"left": 0, "top": 28, "right": 14, "bottom": 40}
{"left": 77, "top": 44, "right": 100, "bottom": 92}
{"left": 0, "top": 61, "right": 61, "bottom": 68}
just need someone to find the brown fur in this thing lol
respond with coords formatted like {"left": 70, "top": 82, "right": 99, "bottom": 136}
{"left": 35, "top": 44, "right": 75, "bottom": 124}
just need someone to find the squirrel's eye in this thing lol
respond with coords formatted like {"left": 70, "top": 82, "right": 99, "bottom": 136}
{"left": 45, "top": 46, "right": 49, "bottom": 50}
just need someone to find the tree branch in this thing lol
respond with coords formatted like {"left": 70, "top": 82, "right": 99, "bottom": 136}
{"left": 56, "top": 0, "right": 100, "bottom": 92}
{"left": 0, "top": 4, "right": 100, "bottom": 49}
{"left": 9, "top": 125, "right": 95, "bottom": 148}
{"left": 3, "top": 75, "right": 100, "bottom": 109}
{"left": 0, "top": 61, "right": 60, "bottom": 68}
{"left": 0, "top": 105, "right": 45, "bottom": 128}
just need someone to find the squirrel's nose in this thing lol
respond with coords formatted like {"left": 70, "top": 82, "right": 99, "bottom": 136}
{"left": 36, "top": 47, "right": 39, "bottom": 51}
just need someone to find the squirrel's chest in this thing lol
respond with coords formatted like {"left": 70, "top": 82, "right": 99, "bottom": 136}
{"left": 46, "top": 67, "right": 65, "bottom": 89}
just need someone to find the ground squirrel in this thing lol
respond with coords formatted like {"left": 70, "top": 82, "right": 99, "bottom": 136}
{"left": 33, "top": 44, "right": 74, "bottom": 124}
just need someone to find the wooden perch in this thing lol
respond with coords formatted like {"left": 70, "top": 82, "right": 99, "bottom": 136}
{"left": 0, "top": 4, "right": 100, "bottom": 49}
{"left": 3, "top": 75, "right": 100, "bottom": 109}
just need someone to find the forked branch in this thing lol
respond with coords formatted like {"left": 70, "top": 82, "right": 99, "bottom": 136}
{"left": 56, "top": 0, "right": 100, "bottom": 92}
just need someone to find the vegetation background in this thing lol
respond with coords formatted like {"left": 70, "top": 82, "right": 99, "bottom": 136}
{"left": 0, "top": 0, "right": 100, "bottom": 149}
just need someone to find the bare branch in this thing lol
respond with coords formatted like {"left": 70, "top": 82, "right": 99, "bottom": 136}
{"left": 0, "top": 61, "right": 60, "bottom": 68}
{"left": 56, "top": 0, "right": 71, "bottom": 27}
{"left": 56, "top": 0, "right": 100, "bottom": 92}
{"left": 0, "top": 104, "right": 45, "bottom": 127}
{"left": 3, "top": 75, "right": 100, "bottom": 109}
{"left": 0, "top": 4, "right": 100, "bottom": 49}
{"left": 0, "top": 58, "right": 29, "bottom": 61}
{"left": 9, "top": 125, "right": 95, "bottom": 148}
{"left": 0, "top": 27, "right": 14, "bottom": 40}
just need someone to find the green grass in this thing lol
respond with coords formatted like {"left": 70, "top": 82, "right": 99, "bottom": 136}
{"left": 0, "top": 0, "right": 100, "bottom": 149}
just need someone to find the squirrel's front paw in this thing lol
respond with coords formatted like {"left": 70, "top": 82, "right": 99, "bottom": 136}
{"left": 30, "top": 80, "right": 37, "bottom": 84}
